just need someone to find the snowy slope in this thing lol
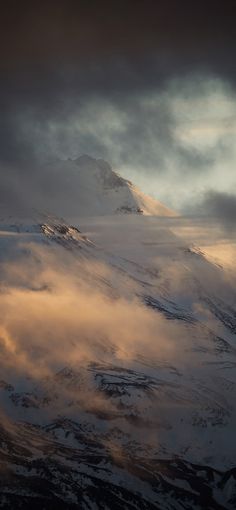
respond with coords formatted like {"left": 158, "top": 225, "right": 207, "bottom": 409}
{"left": 0, "top": 208, "right": 236, "bottom": 508}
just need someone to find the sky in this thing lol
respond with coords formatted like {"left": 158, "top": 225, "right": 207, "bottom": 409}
{"left": 0, "top": 0, "right": 236, "bottom": 214}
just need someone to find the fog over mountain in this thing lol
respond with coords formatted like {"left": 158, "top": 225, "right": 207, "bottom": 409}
{"left": 0, "top": 154, "right": 236, "bottom": 508}
{"left": 0, "top": 2, "right": 236, "bottom": 509}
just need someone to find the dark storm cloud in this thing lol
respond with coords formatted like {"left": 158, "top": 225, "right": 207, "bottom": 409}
{"left": 1, "top": 1, "right": 235, "bottom": 73}
{"left": 0, "top": 1, "right": 235, "bottom": 144}
{"left": 1, "top": 1, "right": 235, "bottom": 105}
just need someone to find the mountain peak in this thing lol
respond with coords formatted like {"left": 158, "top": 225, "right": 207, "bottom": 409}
{"left": 58, "top": 155, "right": 174, "bottom": 217}
{"left": 73, "top": 154, "right": 96, "bottom": 165}
{"left": 2, "top": 155, "right": 175, "bottom": 219}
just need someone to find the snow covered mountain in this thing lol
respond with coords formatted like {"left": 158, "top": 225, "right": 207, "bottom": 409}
{"left": 39, "top": 155, "right": 175, "bottom": 217}
{"left": 0, "top": 188, "right": 236, "bottom": 507}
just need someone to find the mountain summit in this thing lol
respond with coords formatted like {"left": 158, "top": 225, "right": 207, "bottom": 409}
{"left": 42, "top": 155, "right": 175, "bottom": 217}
